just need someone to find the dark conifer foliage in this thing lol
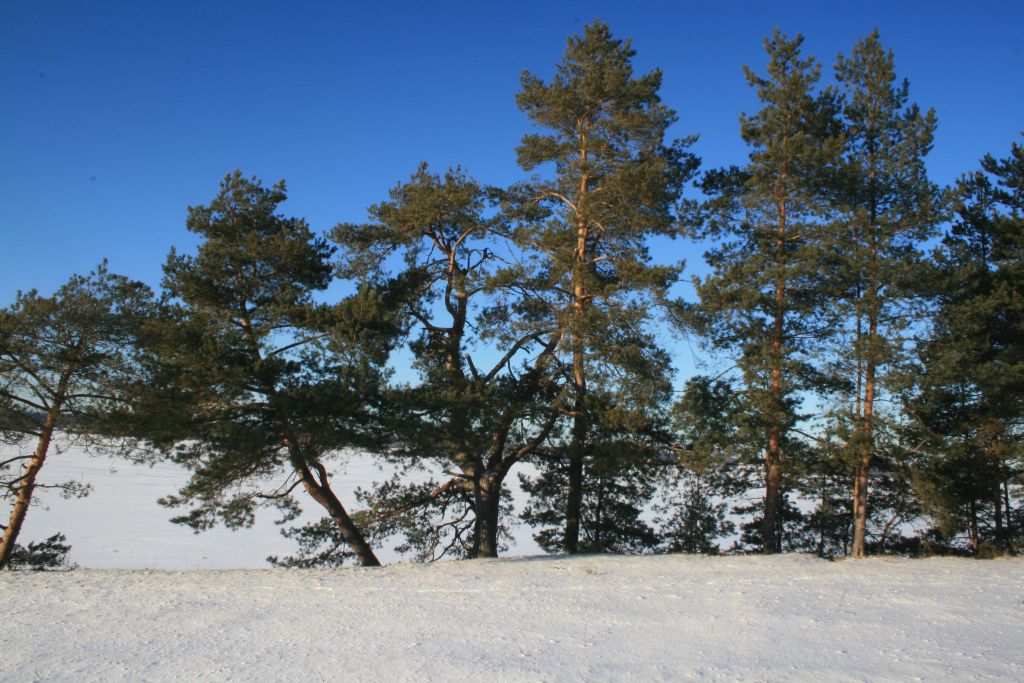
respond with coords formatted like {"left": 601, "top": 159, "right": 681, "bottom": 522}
{"left": 508, "top": 20, "right": 698, "bottom": 553}
{"left": 0, "top": 264, "right": 152, "bottom": 569}
{"left": 3, "top": 533, "right": 76, "bottom": 570}
{"left": 830, "top": 30, "right": 942, "bottom": 557}
{"left": 654, "top": 376, "right": 745, "bottom": 554}
{"left": 333, "top": 164, "right": 562, "bottom": 559}
{"left": 691, "top": 31, "right": 843, "bottom": 553}
{"left": 913, "top": 139, "right": 1024, "bottom": 555}
{"left": 4, "top": 24, "right": 1020, "bottom": 568}
{"left": 520, "top": 432, "right": 662, "bottom": 554}
{"left": 654, "top": 471, "right": 735, "bottom": 555}
{"left": 138, "top": 171, "right": 397, "bottom": 567}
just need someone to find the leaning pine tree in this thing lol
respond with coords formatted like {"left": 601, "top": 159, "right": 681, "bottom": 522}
{"left": 509, "top": 20, "right": 698, "bottom": 553}
{"left": 692, "top": 31, "right": 842, "bottom": 553}
{"left": 1, "top": 264, "right": 152, "bottom": 569}
{"left": 139, "top": 171, "right": 395, "bottom": 567}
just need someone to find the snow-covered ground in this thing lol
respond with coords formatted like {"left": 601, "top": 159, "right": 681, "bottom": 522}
{"left": 8, "top": 447, "right": 1023, "bottom": 680}
{"left": 16, "top": 444, "right": 542, "bottom": 568}
{"left": 3, "top": 554, "right": 1022, "bottom": 681}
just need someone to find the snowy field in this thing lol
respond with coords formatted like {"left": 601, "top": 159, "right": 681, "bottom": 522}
{"left": 7, "top": 448, "right": 1024, "bottom": 680}
{"left": 3, "top": 554, "right": 1022, "bottom": 681}
{"left": 16, "top": 445, "right": 542, "bottom": 568}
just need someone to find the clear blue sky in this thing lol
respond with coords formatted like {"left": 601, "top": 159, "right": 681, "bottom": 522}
{"left": 3, "top": 0, "right": 1022, "bottom": 303}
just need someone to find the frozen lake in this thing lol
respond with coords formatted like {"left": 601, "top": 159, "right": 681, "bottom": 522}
{"left": 16, "top": 443, "right": 542, "bottom": 569}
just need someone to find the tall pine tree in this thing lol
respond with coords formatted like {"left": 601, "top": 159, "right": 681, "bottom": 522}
{"left": 509, "top": 20, "right": 697, "bottom": 553}
{"left": 692, "top": 30, "right": 842, "bottom": 553}
{"left": 832, "top": 30, "right": 941, "bottom": 557}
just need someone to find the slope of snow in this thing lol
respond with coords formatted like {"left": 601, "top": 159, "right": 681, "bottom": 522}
{"left": 3, "top": 555, "right": 1022, "bottom": 681}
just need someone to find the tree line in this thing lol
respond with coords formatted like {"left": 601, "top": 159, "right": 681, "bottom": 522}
{"left": 2, "top": 22, "right": 1021, "bottom": 569}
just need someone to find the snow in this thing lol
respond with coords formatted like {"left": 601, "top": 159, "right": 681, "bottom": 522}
{"left": 16, "top": 445, "right": 542, "bottom": 568}
{"left": 3, "top": 554, "right": 1022, "bottom": 681}
{"left": 7, "top": 448, "right": 1023, "bottom": 680}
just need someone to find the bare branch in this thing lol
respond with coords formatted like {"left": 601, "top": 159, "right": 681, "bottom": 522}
{"left": 0, "top": 455, "right": 32, "bottom": 469}
{"left": 253, "top": 478, "right": 303, "bottom": 500}
{"left": 363, "top": 477, "right": 465, "bottom": 523}
{"left": 483, "top": 329, "right": 555, "bottom": 383}
{"left": 408, "top": 308, "right": 449, "bottom": 334}
{"left": 541, "top": 190, "right": 578, "bottom": 214}
{"left": 0, "top": 389, "right": 48, "bottom": 413}
{"left": 267, "top": 333, "right": 328, "bottom": 358}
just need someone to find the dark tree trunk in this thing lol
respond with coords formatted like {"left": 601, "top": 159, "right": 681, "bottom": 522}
{"left": 0, "top": 415, "right": 58, "bottom": 569}
{"left": 1003, "top": 478, "right": 1015, "bottom": 553}
{"left": 564, "top": 414, "right": 586, "bottom": 554}
{"left": 851, "top": 243, "right": 878, "bottom": 559}
{"left": 241, "top": 308, "right": 380, "bottom": 568}
{"left": 762, "top": 449, "right": 782, "bottom": 554}
{"left": 296, "top": 459, "right": 381, "bottom": 567}
{"left": 473, "top": 473, "right": 503, "bottom": 559}
{"left": 0, "top": 369, "right": 71, "bottom": 570}
{"left": 993, "top": 483, "right": 1005, "bottom": 551}
{"left": 969, "top": 498, "right": 980, "bottom": 555}
{"left": 564, "top": 135, "right": 590, "bottom": 557}
{"left": 851, "top": 456, "right": 870, "bottom": 557}
{"left": 762, "top": 204, "right": 786, "bottom": 556}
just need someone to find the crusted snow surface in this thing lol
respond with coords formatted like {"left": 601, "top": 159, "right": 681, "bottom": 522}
{"left": 3, "top": 554, "right": 1022, "bottom": 682}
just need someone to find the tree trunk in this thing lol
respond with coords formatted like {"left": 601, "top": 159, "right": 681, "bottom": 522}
{"left": 762, "top": 192, "right": 787, "bottom": 556}
{"left": 762, "top": 272, "right": 785, "bottom": 553}
{"left": 993, "top": 482, "right": 1005, "bottom": 551}
{"left": 0, "top": 418, "right": 59, "bottom": 569}
{"left": 564, "top": 129, "right": 590, "bottom": 556}
{"left": 762, "top": 444, "right": 782, "bottom": 554}
{"left": 564, "top": 428, "right": 585, "bottom": 554}
{"left": 851, "top": 208, "right": 879, "bottom": 559}
{"left": 850, "top": 323, "right": 876, "bottom": 558}
{"left": 564, "top": 292, "right": 588, "bottom": 555}
{"left": 296, "top": 459, "right": 381, "bottom": 567}
{"left": 240, "top": 306, "right": 380, "bottom": 568}
{"left": 816, "top": 477, "right": 827, "bottom": 557}
{"left": 969, "top": 497, "right": 980, "bottom": 555}
{"left": 1003, "top": 478, "right": 1014, "bottom": 553}
{"left": 0, "top": 362, "right": 72, "bottom": 573}
{"left": 0, "top": 368, "right": 71, "bottom": 570}
{"left": 564, "top": 343, "right": 587, "bottom": 554}
{"left": 473, "top": 473, "right": 503, "bottom": 559}
{"left": 850, "top": 457, "right": 870, "bottom": 557}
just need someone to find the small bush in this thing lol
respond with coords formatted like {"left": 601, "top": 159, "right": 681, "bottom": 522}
{"left": 6, "top": 533, "right": 77, "bottom": 571}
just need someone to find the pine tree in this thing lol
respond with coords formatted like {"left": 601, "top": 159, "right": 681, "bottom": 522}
{"left": 692, "top": 30, "right": 842, "bottom": 553}
{"left": 333, "top": 164, "right": 562, "bottom": 559}
{"left": 790, "top": 419, "right": 923, "bottom": 557}
{"left": 139, "top": 171, "right": 395, "bottom": 567}
{"left": 654, "top": 470, "right": 736, "bottom": 555}
{"left": 2, "top": 533, "right": 76, "bottom": 570}
{"left": 519, "top": 424, "right": 663, "bottom": 555}
{"left": 832, "top": 30, "right": 941, "bottom": 557}
{"left": 653, "top": 376, "right": 746, "bottom": 554}
{"left": 0, "top": 264, "right": 152, "bottom": 569}
{"left": 913, "top": 139, "right": 1024, "bottom": 555}
{"left": 509, "top": 20, "right": 698, "bottom": 553}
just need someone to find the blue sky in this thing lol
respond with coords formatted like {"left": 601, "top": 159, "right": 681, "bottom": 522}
{"left": 2, "top": 0, "right": 1022, "bottom": 306}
